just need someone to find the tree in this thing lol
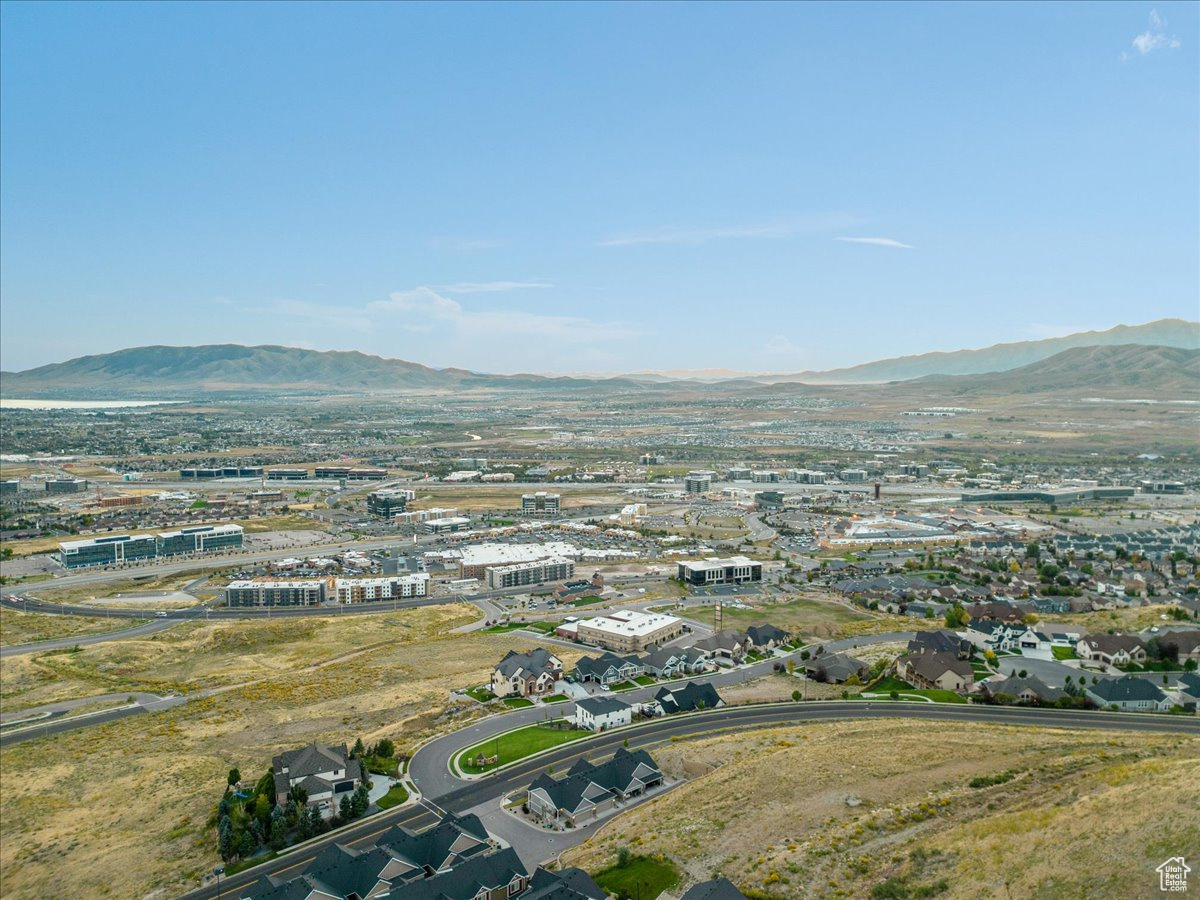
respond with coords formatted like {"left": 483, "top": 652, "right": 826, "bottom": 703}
{"left": 376, "top": 738, "right": 395, "bottom": 759}
{"left": 284, "top": 797, "right": 300, "bottom": 828}
{"left": 218, "top": 816, "right": 234, "bottom": 862}
{"left": 352, "top": 737, "right": 365, "bottom": 757}
{"left": 254, "top": 793, "right": 271, "bottom": 827}
{"left": 792, "top": 689, "right": 802, "bottom": 702}
{"left": 288, "top": 785, "right": 308, "bottom": 809}
{"left": 254, "top": 769, "right": 275, "bottom": 799}
{"left": 944, "top": 603, "right": 969, "bottom": 628}
{"left": 227, "top": 768, "right": 241, "bottom": 788}
{"left": 889, "top": 690, "right": 900, "bottom": 701}
{"left": 238, "top": 828, "right": 256, "bottom": 859}
{"left": 1018, "top": 670, "right": 1027, "bottom": 679}
{"left": 339, "top": 794, "right": 353, "bottom": 822}
{"left": 269, "top": 805, "right": 287, "bottom": 851}
{"left": 617, "top": 846, "right": 632, "bottom": 868}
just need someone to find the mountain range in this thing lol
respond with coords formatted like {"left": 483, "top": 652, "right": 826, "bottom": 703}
{"left": 1, "top": 319, "right": 1197, "bottom": 399}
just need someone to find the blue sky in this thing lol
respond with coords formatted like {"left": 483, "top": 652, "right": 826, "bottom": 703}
{"left": 1, "top": 1, "right": 1196, "bottom": 375}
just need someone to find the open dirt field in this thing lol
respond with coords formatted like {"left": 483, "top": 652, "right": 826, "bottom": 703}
{"left": 685, "top": 593, "right": 874, "bottom": 635}
{"left": 0, "top": 606, "right": 141, "bottom": 647}
{"left": 0, "top": 605, "right": 586, "bottom": 899}
{"left": 561, "top": 719, "right": 1200, "bottom": 899}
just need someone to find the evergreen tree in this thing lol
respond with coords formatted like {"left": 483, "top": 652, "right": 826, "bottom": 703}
{"left": 227, "top": 768, "right": 241, "bottom": 788}
{"left": 269, "top": 805, "right": 287, "bottom": 851}
{"left": 238, "top": 828, "right": 256, "bottom": 859}
{"left": 339, "top": 794, "right": 353, "bottom": 822}
{"left": 218, "top": 816, "right": 234, "bottom": 862}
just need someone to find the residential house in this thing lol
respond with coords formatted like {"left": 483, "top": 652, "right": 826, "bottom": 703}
{"left": 640, "top": 646, "right": 709, "bottom": 679}
{"left": 573, "top": 652, "right": 643, "bottom": 687}
{"left": 374, "top": 812, "right": 493, "bottom": 881}
{"left": 905, "top": 599, "right": 950, "bottom": 619}
{"left": 897, "top": 652, "right": 974, "bottom": 692}
{"left": 491, "top": 648, "right": 564, "bottom": 698}
{"left": 691, "top": 629, "right": 751, "bottom": 665}
{"left": 804, "top": 652, "right": 867, "bottom": 684}
{"left": 1086, "top": 675, "right": 1171, "bottom": 711}
{"left": 1076, "top": 635, "right": 1147, "bottom": 667}
{"left": 1013, "top": 627, "right": 1054, "bottom": 660}
{"left": 966, "top": 600, "right": 1031, "bottom": 623}
{"left": 654, "top": 681, "right": 724, "bottom": 714}
{"left": 908, "top": 629, "right": 971, "bottom": 659}
{"left": 1153, "top": 630, "right": 1200, "bottom": 666}
{"left": 981, "top": 674, "right": 1066, "bottom": 705}
{"left": 1177, "top": 672, "right": 1200, "bottom": 703}
{"left": 526, "top": 747, "right": 664, "bottom": 826}
{"left": 964, "top": 619, "right": 1023, "bottom": 654}
{"left": 680, "top": 877, "right": 750, "bottom": 900}
{"left": 746, "top": 624, "right": 791, "bottom": 651}
{"left": 271, "top": 743, "right": 360, "bottom": 819}
{"left": 575, "top": 696, "right": 633, "bottom": 732}
{"left": 522, "top": 867, "right": 607, "bottom": 900}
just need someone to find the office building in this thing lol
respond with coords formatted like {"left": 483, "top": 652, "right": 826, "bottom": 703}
{"left": 333, "top": 574, "right": 429, "bottom": 603}
{"left": 157, "top": 524, "right": 244, "bottom": 557}
{"left": 59, "top": 534, "right": 158, "bottom": 568}
{"left": 422, "top": 516, "right": 473, "bottom": 534}
{"left": 575, "top": 609, "right": 684, "bottom": 653}
{"left": 99, "top": 495, "right": 142, "bottom": 508}
{"left": 640, "top": 453, "right": 665, "bottom": 466}
{"left": 226, "top": 580, "right": 327, "bottom": 607}
{"left": 267, "top": 468, "right": 309, "bottom": 481}
{"left": 960, "top": 486, "right": 1135, "bottom": 504}
{"left": 521, "top": 492, "right": 561, "bottom": 516}
{"left": 751, "top": 471, "right": 781, "bottom": 483}
{"left": 367, "top": 488, "right": 415, "bottom": 519}
{"left": 46, "top": 478, "right": 87, "bottom": 494}
{"left": 684, "top": 471, "right": 715, "bottom": 494}
{"left": 726, "top": 467, "right": 752, "bottom": 481}
{"left": 1139, "top": 480, "right": 1186, "bottom": 494}
{"left": 840, "top": 469, "right": 868, "bottom": 483}
{"left": 677, "top": 556, "right": 763, "bottom": 586}
{"left": 1, "top": 480, "right": 19, "bottom": 496}
{"left": 485, "top": 557, "right": 575, "bottom": 589}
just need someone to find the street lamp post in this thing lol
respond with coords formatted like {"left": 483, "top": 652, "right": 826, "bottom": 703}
{"left": 214, "top": 865, "right": 224, "bottom": 899}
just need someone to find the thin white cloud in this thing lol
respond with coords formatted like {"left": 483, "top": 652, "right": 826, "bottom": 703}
{"left": 835, "top": 236, "right": 915, "bottom": 250}
{"left": 366, "top": 287, "right": 640, "bottom": 342}
{"left": 436, "top": 281, "right": 553, "bottom": 293}
{"left": 1129, "top": 8, "right": 1181, "bottom": 56}
{"left": 598, "top": 213, "right": 858, "bottom": 247}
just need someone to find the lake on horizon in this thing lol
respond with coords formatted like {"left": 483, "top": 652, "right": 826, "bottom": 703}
{"left": 0, "top": 399, "right": 184, "bottom": 410}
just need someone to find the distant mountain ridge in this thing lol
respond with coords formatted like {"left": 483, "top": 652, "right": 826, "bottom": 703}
{"left": 1, "top": 319, "right": 1197, "bottom": 398}
{"left": 742, "top": 319, "right": 1199, "bottom": 384}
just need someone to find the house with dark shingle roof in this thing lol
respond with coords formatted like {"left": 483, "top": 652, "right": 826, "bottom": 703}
{"left": 640, "top": 646, "right": 708, "bottom": 678}
{"left": 680, "top": 876, "right": 750, "bottom": 900}
{"left": 573, "top": 651, "right": 643, "bottom": 687}
{"left": 896, "top": 652, "right": 973, "bottom": 693}
{"left": 804, "top": 652, "right": 867, "bottom": 684}
{"left": 522, "top": 866, "right": 607, "bottom": 899}
{"left": 982, "top": 674, "right": 1066, "bottom": 705}
{"left": 746, "top": 624, "right": 790, "bottom": 651}
{"left": 575, "top": 696, "right": 633, "bottom": 732}
{"left": 1076, "top": 634, "right": 1146, "bottom": 667}
{"left": 491, "top": 647, "right": 563, "bottom": 698}
{"left": 1086, "top": 675, "right": 1170, "bottom": 711}
{"left": 374, "top": 812, "right": 492, "bottom": 880}
{"left": 271, "top": 743, "right": 360, "bottom": 818}
{"left": 526, "top": 747, "right": 664, "bottom": 826}
{"left": 690, "top": 629, "right": 751, "bottom": 665}
{"left": 654, "top": 681, "right": 724, "bottom": 714}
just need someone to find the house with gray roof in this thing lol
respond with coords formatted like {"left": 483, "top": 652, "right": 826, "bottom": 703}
{"left": 640, "top": 646, "right": 709, "bottom": 679}
{"left": 680, "top": 877, "right": 749, "bottom": 900}
{"left": 522, "top": 866, "right": 607, "bottom": 899}
{"left": 575, "top": 696, "right": 633, "bottom": 732}
{"left": 491, "top": 647, "right": 563, "bottom": 698}
{"left": 1086, "top": 675, "right": 1170, "bottom": 711}
{"left": 896, "top": 652, "right": 974, "bottom": 693}
{"left": 573, "top": 652, "right": 642, "bottom": 687}
{"left": 746, "top": 624, "right": 790, "bottom": 650}
{"left": 804, "top": 652, "right": 867, "bottom": 684}
{"left": 654, "top": 681, "right": 724, "bottom": 714}
{"left": 1076, "top": 634, "right": 1146, "bottom": 667}
{"left": 526, "top": 747, "right": 663, "bottom": 826}
{"left": 272, "top": 743, "right": 360, "bottom": 818}
{"left": 982, "top": 674, "right": 1066, "bottom": 705}
{"left": 690, "top": 629, "right": 751, "bottom": 665}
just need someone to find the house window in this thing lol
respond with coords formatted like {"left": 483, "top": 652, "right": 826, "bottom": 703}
{"left": 508, "top": 879, "right": 522, "bottom": 896}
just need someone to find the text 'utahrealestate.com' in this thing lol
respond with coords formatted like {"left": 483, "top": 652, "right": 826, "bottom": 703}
{"left": 0, "top": 3, "right": 1197, "bottom": 900}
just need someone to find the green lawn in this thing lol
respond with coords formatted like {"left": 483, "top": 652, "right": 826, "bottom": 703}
{"left": 1052, "top": 646, "right": 1078, "bottom": 660}
{"left": 568, "top": 595, "right": 607, "bottom": 607}
{"left": 609, "top": 680, "right": 638, "bottom": 692}
{"left": 869, "top": 676, "right": 915, "bottom": 692}
{"left": 362, "top": 754, "right": 401, "bottom": 776}
{"left": 502, "top": 697, "right": 534, "bottom": 709}
{"left": 466, "top": 686, "right": 497, "bottom": 702}
{"left": 593, "top": 855, "right": 682, "bottom": 900}
{"left": 858, "top": 688, "right": 967, "bottom": 704}
{"left": 633, "top": 675, "right": 657, "bottom": 686}
{"left": 455, "top": 723, "right": 590, "bottom": 774}
{"left": 481, "top": 624, "right": 528, "bottom": 633}
{"left": 375, "top": 783, "right": 409, "bottom": 809}
{"left": 542, "top": 693, "right": 569, "bottom": 704}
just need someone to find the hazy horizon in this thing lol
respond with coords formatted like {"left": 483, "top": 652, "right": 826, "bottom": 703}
{"left": 2, "top": 3, "right": 1197, "bottom": 374}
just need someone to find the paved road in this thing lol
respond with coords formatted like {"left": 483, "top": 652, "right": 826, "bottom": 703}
{"left": 0, "top": 617, "right": 179, "bottom": 657}
{"left": 178, "top": 700, "right": 1200, "bottom": 899}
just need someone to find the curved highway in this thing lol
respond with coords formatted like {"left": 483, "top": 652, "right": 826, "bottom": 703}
{"left": 177, "top": 700, "right": 1200, "bottom": 900}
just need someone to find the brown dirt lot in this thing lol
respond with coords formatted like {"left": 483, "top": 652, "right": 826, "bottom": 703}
{"left": 561, "top": 720, "right": 1200, "bottom": 899}
{"left": 0, "top": 606, "right": 585, "bottom": 899}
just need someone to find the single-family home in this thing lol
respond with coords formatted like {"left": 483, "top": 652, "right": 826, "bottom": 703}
{"left": 654, "top": 681, "right": 724, "bottom": 714}
{"left": 575, "top": 696, "right": 633, "bottom": 732}
{"left": 1154, "top": 630, "right": 1200, "bottom": 666}
{"left": 908, "top": 629, "right": 971, "bottom": 659}
{"left": 964, "top": 619, "right": 1022, "bottom": 654}
{"left": 640, "top": 646, "right": 709, "bottom": 679}
{"left": 804, "top": 652, "right": 867, "bottom": 684}
{"left": 691, "top": 629, "right": 751, "bottom": 665}
{"left": 679, "top": 876, "right": 750, "bottom": 899}
{"left": 1076, "top": 635, "right": 1147, "bottom": 667}
{"left": 746, "top": 624, "right": 790, "bottom": 651}
{"left": 491, "top": 648, "right": 564, "bottom": 698}
{"left": 271, "top": 742, "right": 360, "bottom": 818}
{"left": 981, "top": 674, "right": 1066, "bottom": 705}
{"left": 897, "top": 652, "right": 974, "bottom": 693}
{"left": 573, "top": 652, "right": 643, "bottom": 687}
{"left": 526, "top": 747, "right": 664, "bottom": 826}
{"left": 1013, "top": 628, "right": 1054, "bottom": 660}
{"left": 373, "top": 812, "right": 493, "bottom": 881}
{"left": 1086, "top": 675, "right": 1171, "bottom": 711}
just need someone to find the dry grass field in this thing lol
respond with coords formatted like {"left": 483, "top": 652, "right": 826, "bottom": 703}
{"left": 24, "top": 571, "right": 210, "bottom": 606}
{"left": 0, "top": 606, "right": 139, "bottom": 646}
{"left": 561, "top": 719, "right": 1200, "bottom": 899}
{"left": 684, "top": 593, "right": 876, "bottom": 637}
{"left": 0, "top": 604, "right": 587, "bottom": 899}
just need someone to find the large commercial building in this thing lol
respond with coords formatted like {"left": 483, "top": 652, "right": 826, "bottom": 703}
{"left": 575, "top": 610, "right": 685, "bottom": 653}
{"left": 521, "top": 492, "right": 561, "bottom": 516}
{"left": 1, "top": 480, "right": 19, "bottom": 495}
{"left": 46, "top": 478, "right": 87, "bottom": 494}
{"left": 458, "top": 542, "right": 581, "bottom": 579}
{"left": 367, "top": 488, "right": 415, "bottom": 519}
{"left": 393, "top": 506, "right": 458, "bottom": 525}
{"left": 313, "top": 466, "right": 388, "bottom": 480}
{"left": 266, "top": 468, "right": 309, "bottom": 481}
{"left": 684, "top": 471, "right": 715, "bottom": 494}
{"left": 226, "top": 580, "right": 327, "bottom": 607}
{"left": 485, "top": 557, "right": 575, "bottom": 590}
{"left": 59, "top": 534, "right": 158, "bottom": 568}
{"left": 181, "top": 467, "right": 262, "bottom": 479}
{"left": 677, "top": 556, "right": 763, "bottom": 586}
{"left": 422, "top": 516, "right": 473, "bottom": 534}
{"left": 157, "top": 524, "right": 244, "bottom": 557}
{"left": 333, "top": 574, "right": 429, "bottom": 603}
{"left": 59, "top": 524, "right": 244, "bottom": 568}
{"left": 960, "top": 486, "right": 1135, "bottom": 504}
